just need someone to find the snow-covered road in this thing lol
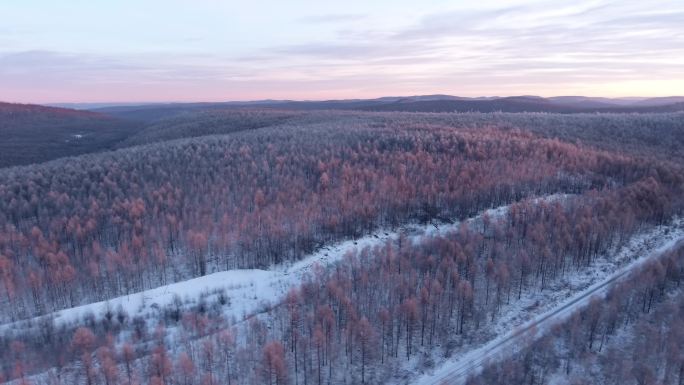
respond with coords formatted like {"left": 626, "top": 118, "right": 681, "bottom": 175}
{"left": 415, "top": 234, "right": 684, "bottom": 385}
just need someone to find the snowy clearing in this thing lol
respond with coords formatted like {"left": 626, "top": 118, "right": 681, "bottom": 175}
{"left": 1, "top": 196, "right": 563, "bottom": 336}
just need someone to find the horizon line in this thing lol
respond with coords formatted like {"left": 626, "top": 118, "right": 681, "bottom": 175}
{"left": 11, "top": 93, "right": 684, "bottom": 106}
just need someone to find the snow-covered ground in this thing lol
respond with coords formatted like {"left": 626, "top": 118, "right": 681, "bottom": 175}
{"left": 2, "top": 196, "right": 573, "bottom": 385}
{"left": 544, "top": 286, "right": 684, "bottom": 385}
{"left": 409, "top": 219, "right": 684, "bottom": 385}
{"left": 1, "top": 196, "right": 555, "bottom": 337}
{"left": 2, "top": 194, "right": 681, "bottom": 385}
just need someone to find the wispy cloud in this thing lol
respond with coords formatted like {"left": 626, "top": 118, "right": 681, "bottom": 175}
{"left": 298, "top": 13, "right": 366, "bottom": 24}
{"left": 259, "top": 0, "right": 684, "bottom": 95}
{"left": 1, "top": 0, "right": 683, "bottom": 102}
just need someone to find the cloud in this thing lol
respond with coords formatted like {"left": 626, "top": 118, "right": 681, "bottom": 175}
{"left": 272, "top": 0, "right": 684, "bottom": 77}
{"left": 298, "top": 13, "right": 366, "bottom": 24}
{"left": 2, "top": 0, "right": 683, "bottom": 102}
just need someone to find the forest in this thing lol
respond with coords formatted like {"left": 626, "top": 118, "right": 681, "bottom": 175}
{"left": 466, "top": 243, "right": 684, "bottom": 385}
{"left": 0, "top": 108, "right": 682, "bottom": 385}
{"left": 0, "top": 103, "right": 141, "bottom": 168}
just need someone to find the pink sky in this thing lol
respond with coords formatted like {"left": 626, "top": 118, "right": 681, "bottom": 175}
{"left": 1, "top": 0, "right": 683, "bottom": 103}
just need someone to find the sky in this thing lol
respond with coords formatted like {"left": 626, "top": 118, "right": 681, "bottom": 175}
{"left": 1, "top": 0, "right": 683, "bottom": 103}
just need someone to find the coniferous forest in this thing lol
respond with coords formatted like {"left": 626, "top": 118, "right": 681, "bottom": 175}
{"left": 0, "top": 106, "right": 683, "bottom": 384}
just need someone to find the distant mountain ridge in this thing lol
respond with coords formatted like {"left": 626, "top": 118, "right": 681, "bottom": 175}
{"left": 52, "top": 95, "right": 684, "bottom": 110}
{"left": 63, "top": 95, "right": 684, "bottom": 121}
{"left": 362, "top": 96, "right": 684, "bottom": 114}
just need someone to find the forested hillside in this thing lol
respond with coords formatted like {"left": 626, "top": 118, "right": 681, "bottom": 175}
{"left": 116, "top": 110, "right": 304, "bottom": 147}
{"left": 4, "top": 0, "right": 683, "bottom": 382}
{"left": 0, "top": 103, "right": 141, "bottom": 168}
{"left": 0, "top": 109, "right": 682, "bottom": 384}
{"left": 3, "top": 102, "right": 683, "bottom": 168}
{"left": 467, "top": 243, "right": 684, "bottom": 385}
